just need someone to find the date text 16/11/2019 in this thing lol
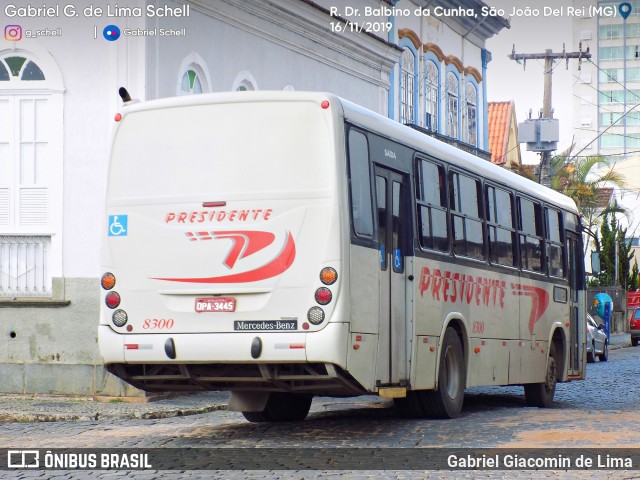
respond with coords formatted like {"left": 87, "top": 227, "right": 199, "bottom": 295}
{"left": 329, "top": 21, "right": 392, "bottom": 34}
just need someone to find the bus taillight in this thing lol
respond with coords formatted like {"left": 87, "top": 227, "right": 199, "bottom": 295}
{"left": 101, "top": 272, "right": 116, "bottom": 290}
{"left": 105, "top": 291, "right": 121, "bottom": 309}
{"left": 315, "top": 287, "right": 332, "bottom": 305}
{"left": 112, "top": 309, "right": 128, "bottom": 327}
{"left": 320, "top": 267, "right": 337, "bottom": 285}
{"left": 307, "top": 306, "right": 325, "bottom": 325}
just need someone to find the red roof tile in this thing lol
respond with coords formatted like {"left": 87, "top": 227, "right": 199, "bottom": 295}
{"left": 488, "top": 101, "right": 514, "bottom": 165}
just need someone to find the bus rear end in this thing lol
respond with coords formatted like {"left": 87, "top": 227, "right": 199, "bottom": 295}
{"left": 99, "top": 92, "right": 360, "bottom": 419}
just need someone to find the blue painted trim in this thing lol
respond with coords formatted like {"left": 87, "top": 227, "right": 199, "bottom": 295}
{"left": 423, "top": 53, "right": 441, "bottom": 133}
{"left": 481, "top": 49, "right": 491, "bottom": 150}
{"left": 388, "top": 15, "right": 396, "bottom": 120}
{"left": 399, "top": 38, "right": 420, "bottom": 125}
{"left": 465, "top": 76, "right": 480, "bottom": 147}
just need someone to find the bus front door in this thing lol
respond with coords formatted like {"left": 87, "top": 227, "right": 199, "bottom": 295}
{"left": 374, "top": 166, "right": 410, "bottom": 387}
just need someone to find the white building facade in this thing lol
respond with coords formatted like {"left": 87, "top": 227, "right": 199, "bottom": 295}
{"left": 0, "top": 0, "right": 506, "bottom": 396}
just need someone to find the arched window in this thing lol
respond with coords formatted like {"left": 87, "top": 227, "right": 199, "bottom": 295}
{"left": 232, "top": 71, "right": 258, "bottom": 92}
{"left": 176, "top": 54, "right": 211, "bottom": 96}
{"left": 400, "top": 48, "right": 416, "bottom": 124}
{"left": 179, "top": 68, "right": 204, "bottom": 95}
{"left": 446, "top": 72, "right": 459, "bottom": 138}
{"left": 236, "top": 81, "right": 254, "bottom": 91}
{"left": 0, "top": 56, "right": 46, "bottom": 81}
{"left": 425, "top": 60, "right": 439, "bottom": 132}
{"left": 466, "top": 82, "right": 478, "bottom": 146}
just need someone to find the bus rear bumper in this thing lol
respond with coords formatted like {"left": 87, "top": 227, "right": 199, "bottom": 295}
{"left": 98, "top": 323, "right": 362, "bottom": 395}
{"left": 99, "top": 322, "right": 348, "bottom": 364}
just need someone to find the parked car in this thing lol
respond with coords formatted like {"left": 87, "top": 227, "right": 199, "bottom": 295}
{"left": 586, "top": 314, "right": 608, "bottom": 363}
{"left": 630, "top": 308, "right": 640, "bottom": 346}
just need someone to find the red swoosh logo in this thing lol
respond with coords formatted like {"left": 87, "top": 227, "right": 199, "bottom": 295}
{"left": 512, "top": 284, "right": 549, "bottom": 333}
{"left": 213, "top": 231, "right": 275, "bottom": 269}
{"left": 153, "top": 231, "right": 296, "bottom": 283}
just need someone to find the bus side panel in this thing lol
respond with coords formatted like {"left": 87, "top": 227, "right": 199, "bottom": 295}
{"left": 412, "top": 336, "right": 438, "bottom": 389}
{"left": 348, "top": 245, "right": 379, "bottom": 334}
{"left": 517, "top": 276, "right": 569, "bottom": 384}
{"left": 467, "top": 338, "right": 510, "bottom": 386}
{"left": 413, "top": 256, "right": 522, "bottom": 389}
{"left": 413, "top": 257, "right": 521, "bottom": 339}
{"left": 346, "top": 333, "right": 378, "bottom": 391}
{"left": 345, "top": 245, "right": 380, "bottom": 391}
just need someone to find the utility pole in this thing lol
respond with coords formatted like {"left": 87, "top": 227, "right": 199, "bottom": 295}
{"left": 510, "top": 44, "right": 591, "bottom": 187}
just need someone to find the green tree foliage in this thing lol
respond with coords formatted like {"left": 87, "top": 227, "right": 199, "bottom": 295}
{"left": 593, "top": 213, "right": 634, "bottom": 288}
{"left": 550, "top": 156, "right": 627, "bottom": 236}
{"left": 630, "top": 260, "right": 639, "bottom": 292}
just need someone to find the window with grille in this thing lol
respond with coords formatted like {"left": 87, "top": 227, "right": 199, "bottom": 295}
{"left": 401, "top": 48, "right": 416, "bottom": 124}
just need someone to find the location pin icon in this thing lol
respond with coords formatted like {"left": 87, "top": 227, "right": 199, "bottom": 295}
{"left": 620, "top": 2, "right": 632, "bottom": 20}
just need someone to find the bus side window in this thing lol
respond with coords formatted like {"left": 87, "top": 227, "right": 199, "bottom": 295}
{"left": 347, "top": 130, "right": 374, "bottom": 238}
{"left": 518, "top": 197, "right": 544, "bottom": 273}
{"left": 486, "top": 185, "right": 515, "bottom": 267}
{"left": 416, "top": 159, "right": 448, "bottom": 252}
{"left": 546, "top": 207, "right": 565, "bottom": 278}
{"left": 449, "top": 171, "right": 484, "bottom": 260}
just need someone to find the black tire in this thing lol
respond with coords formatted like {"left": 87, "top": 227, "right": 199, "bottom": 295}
{"left": 394, "top": 391, "right": 425, "bottom": 418}
{"left": 242, "top": 392, "right": 312, "bottom": 423}
{"left": 586, "top": 343, "right": 595, "bottom": 363}
{"left": 599, "top": 341, "right": 608, "bottom": 362}
{"left": 632, "top": 337, "right": 639, "bottom": 347}
{"left": 524, "top": 344, "right": 557, "bottom": 408}
{"left": 419, "top": 327, "right": 465, "bottom": 418}
{"left": 241, "top": 410, "right": 271, "bottom": 422}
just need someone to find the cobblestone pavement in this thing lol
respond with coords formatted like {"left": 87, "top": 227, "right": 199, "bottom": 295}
{"left": 1, "top": 336, "right": 638, "bottom": 479}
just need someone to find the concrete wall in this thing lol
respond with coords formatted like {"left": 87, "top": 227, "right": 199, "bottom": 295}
{"left": 1, "top": 278, "right": 141, "bottom": 396}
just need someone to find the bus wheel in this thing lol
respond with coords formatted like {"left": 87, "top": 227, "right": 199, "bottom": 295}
{"left": 420, "top": 327, "right": 465, "bottom": 419}
{"left": 242, "top": 392, "right": 312, "bottom": 422}
{"left": 524, "top": 345, "right": 557, "bottom": 408}
{"left": 394, "top": 392, "right": 425, "bottom": 418}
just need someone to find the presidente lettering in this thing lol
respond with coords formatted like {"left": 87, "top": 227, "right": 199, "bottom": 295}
{"left": 165, "top": 209, "right": 273, "bottom": 224}
{"left": 419, "top": 267, "right": 551, "bottom": 333}
{"left": 419, "top": 266, "right": 506, "bottom": 308}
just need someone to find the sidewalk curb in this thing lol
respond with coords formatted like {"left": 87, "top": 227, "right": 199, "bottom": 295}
{"left": 0, "top": 392, "right": 228, "bottom": 423}
{"left": 0, "top": 399, "right": 228, "bottom": 423}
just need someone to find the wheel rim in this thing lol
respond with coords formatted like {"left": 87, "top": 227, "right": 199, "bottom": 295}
{"left": 444, "top": 345, "right": 461, "bottom": 398}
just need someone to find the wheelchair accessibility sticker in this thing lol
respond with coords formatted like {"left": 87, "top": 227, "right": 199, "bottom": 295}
{"left": 108, "top": 215, "right": 128, "bottom": 237}
{"left": 393, "top": 248, "right": 403, "bottom": 270}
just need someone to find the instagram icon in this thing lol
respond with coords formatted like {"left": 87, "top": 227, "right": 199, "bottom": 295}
{"left": 4, "top": 25, "right": 22, "bottom": 41}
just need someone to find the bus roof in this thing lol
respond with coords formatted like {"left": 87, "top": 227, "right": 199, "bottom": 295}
{"left": 115, "top": 90, "right": 579, "bottom": 215}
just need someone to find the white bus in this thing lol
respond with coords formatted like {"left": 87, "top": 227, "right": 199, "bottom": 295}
{"left": 99, "top": 91, "right": 586, "bottom": 421}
